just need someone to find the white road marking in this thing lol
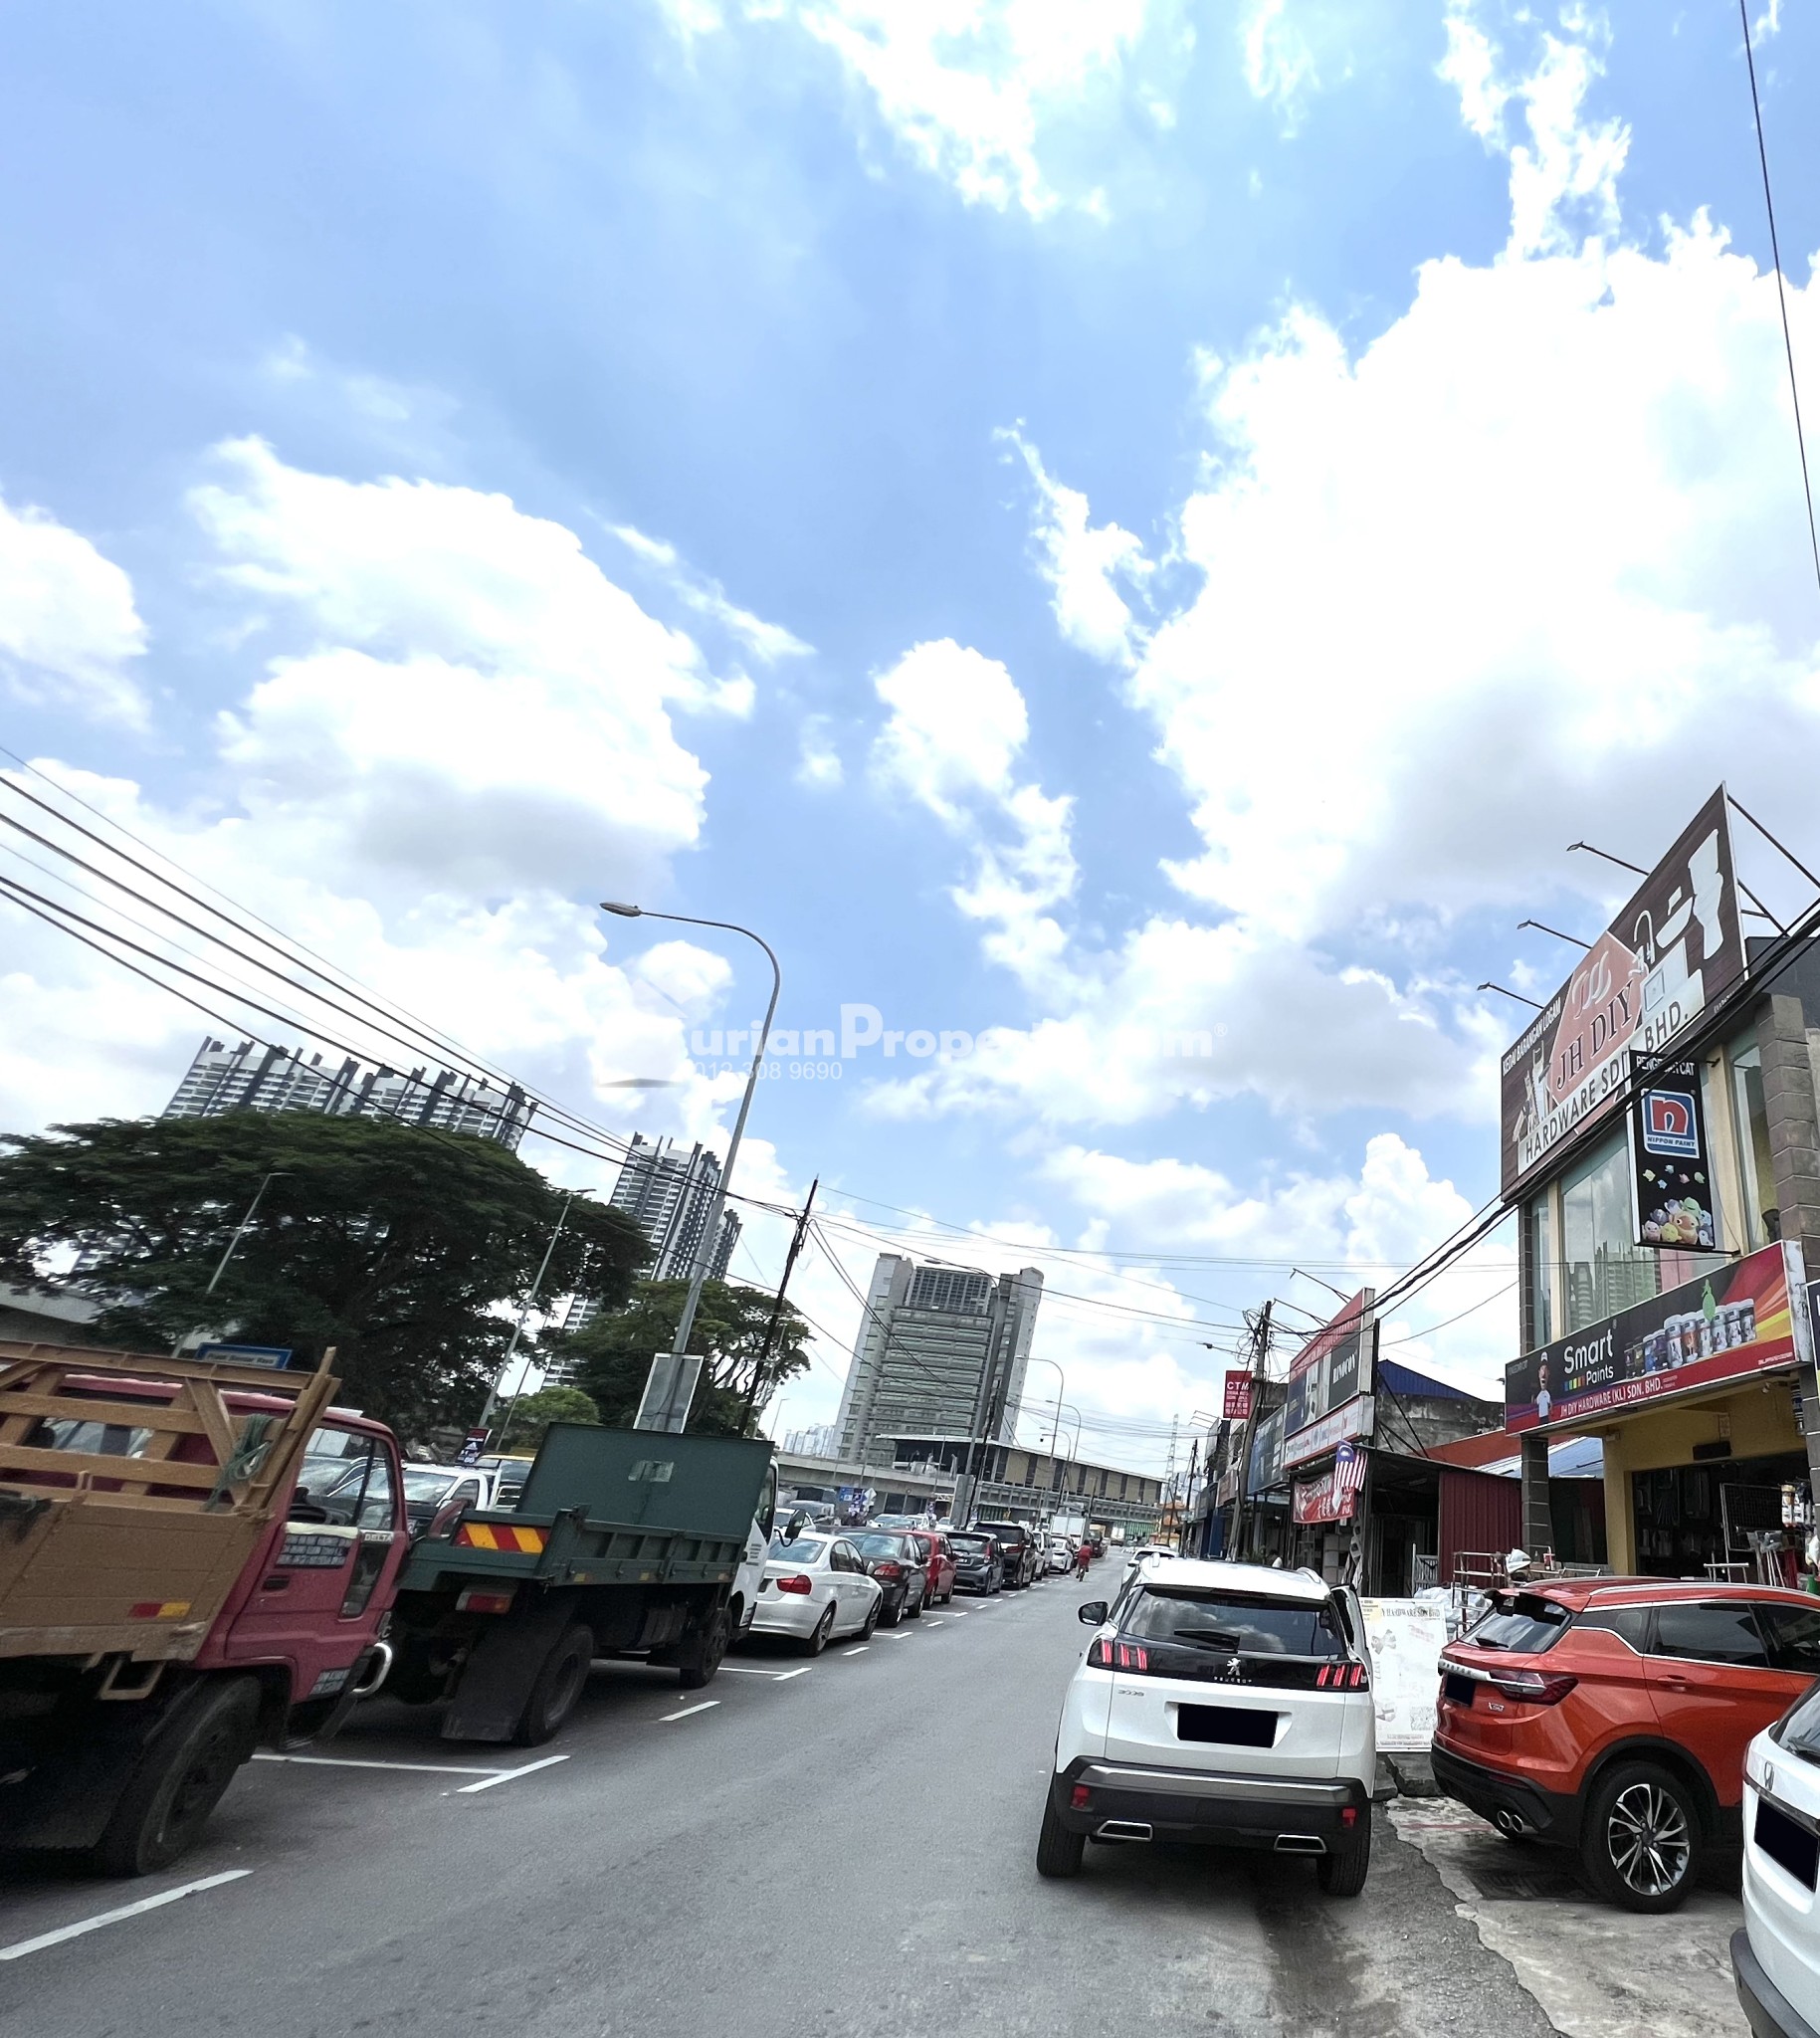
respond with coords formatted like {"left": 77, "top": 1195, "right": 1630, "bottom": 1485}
{"left": 0, "top": 1871, "right": 252, "bottom": 1962}
{"left": 923, "top": 1617, "right": 944, "bottom": 1626}
{"left": 878, "top": 1630, "right": 911, "bottom": 1642}
{"left": 771, "top": 1667, "right": 810, "bottom": 1681}
{"left": 842, "top": 1646, "right": 869, "bottom": 1656}
{"left": 452, "top": 1754, "right": 571, "bottom": 1793}
{"left": 255, "top": 1751, "right": 506, "bottom": 1778}
{"left": 658, "top": 1700, "right": 721, "bottom": 1723}
{"left": 717, "top": 1665, "right": 783, "bottom": 1674}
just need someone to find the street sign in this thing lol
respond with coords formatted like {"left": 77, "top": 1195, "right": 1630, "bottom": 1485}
{"left": 633, "top": 1351, "right": 704, "bottom": 1433}
{"left": 456, "top": 1429, "right": 490, "bottom": 1467}
{"left": 194, "top": 1341, "right": 292, "bottom": 1369}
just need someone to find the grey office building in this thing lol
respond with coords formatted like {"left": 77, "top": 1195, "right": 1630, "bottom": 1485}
{"left": 833, "top": 1255, "right": 1043, "bottom": 1464}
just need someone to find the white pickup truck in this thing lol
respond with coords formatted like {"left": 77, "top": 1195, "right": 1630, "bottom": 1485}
{"left": 400, "top": 1460, "right": 506, "bottom": 1537}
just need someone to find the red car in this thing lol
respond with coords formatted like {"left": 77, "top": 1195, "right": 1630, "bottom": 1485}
{"left": 903, "top": 1528, "right": 957, "bottom": 1607}
{"left": 1433, "top": 1577, "right": 1820, "bottom": 1912}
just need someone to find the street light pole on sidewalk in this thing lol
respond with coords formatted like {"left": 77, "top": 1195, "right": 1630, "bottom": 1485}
{"left": 481, "top": 1185, "right": 595, "bottom": 1436}
{"left": 602, "top": 902, "right": 781, "bottom": 1428}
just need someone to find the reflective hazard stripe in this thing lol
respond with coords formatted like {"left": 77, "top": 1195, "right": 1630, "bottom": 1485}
{"left": 455, "top": 1523, "right": 547, "bottom": 1553}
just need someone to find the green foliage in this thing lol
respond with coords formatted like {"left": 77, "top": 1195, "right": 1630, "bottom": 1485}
{"left": 496, "top": 1383, "right": 599, "bottom": 1454}
{"left": 542, "top": 1276, "right": 811, "bottom": 1436}
{"left": 0, "top": 1112, "right": 649, "bottom": 1433}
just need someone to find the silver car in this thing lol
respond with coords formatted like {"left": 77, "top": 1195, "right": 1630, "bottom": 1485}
{"left": 749, "top": 1531, "right": 883, "bottom": 1655}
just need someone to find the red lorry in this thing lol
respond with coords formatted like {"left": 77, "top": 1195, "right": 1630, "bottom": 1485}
{"left": 0, "top": 1339, "right": 409, "bottom": 1874}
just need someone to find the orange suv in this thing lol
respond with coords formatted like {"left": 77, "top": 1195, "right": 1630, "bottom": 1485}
{"left": 1433, "top": 1579, "right": 1820, "bottom": 1912}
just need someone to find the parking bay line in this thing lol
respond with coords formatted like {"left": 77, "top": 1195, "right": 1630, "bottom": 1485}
{"left": 0, "top": 1871, "right": 252, "bottom": 1963}
{"left": 453, "top": 1754, "right": 570, "bottom": 1793}
{"left": 842, "top": 1646, "right": 869, "bottom": 1657}
{"left": 659, "top": 1700, "right": 720, "bottom": 1723}
{"left": 255, "top": 1752, "right": 509, "bottom": 1778}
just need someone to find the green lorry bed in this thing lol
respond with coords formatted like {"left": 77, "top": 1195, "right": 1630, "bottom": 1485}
{"left": 397, "top": 1424, "right": 771, "bottom": 1594}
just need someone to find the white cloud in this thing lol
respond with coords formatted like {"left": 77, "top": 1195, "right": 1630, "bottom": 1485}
{"left": 0, "top": 493, "right": 148, "bottom": 726}
{"left": 1440, "top": 1, "right": 1628, "bottom": 257}
{"left": 871, "top": 638, "right": 1079, "bottom": 988}
{"left": 663, "top": 0, "right": 1182, "bottom": 220}
{"left": 795, "top": 713, "right": 844, "bottom": 788}
{"left": 609, "top": 520, "right": 812, "bottom": 666}
{"left": 1002, "top": 428, "right": 1152, "bottom": 666}
{"left": 1240, "top": 0, "right": 1319, "bottom": 137}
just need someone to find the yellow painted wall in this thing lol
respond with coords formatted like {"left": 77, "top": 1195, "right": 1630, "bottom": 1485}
{"left": 1595, "top": 1374, "right": 1803, "bottom": 1571}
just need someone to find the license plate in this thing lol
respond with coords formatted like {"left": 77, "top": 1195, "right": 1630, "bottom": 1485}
{"left": 1444, "top": 1672, "right": 1476, "bottom": 1708}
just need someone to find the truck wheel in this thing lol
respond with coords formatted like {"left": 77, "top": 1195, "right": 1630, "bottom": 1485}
{"left": 513, "top": 1624, "right": 595, "bottom": 1746}
{"left": 1036, "top": 1788, "right": 1085, "bottom": 1879}
{"left": 677, "top": 1605, "right": 730, "bottom": 1691}
{"left": 91, "top": 1677, "right": 261, "bottom": 1877}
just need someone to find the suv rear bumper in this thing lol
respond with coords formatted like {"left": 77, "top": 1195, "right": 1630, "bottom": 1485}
{"left": 1054, "top": 1757, "right": 1369, "bottom": 1849}
{"left": 1732, "top": 1928, "right": 1820, "bottom": 2038}
{"left": 1430, "top": 1741, "right": 1580, "bottom": 1845}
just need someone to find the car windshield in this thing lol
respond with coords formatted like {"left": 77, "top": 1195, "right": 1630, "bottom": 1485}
{"left": 1120, "top": 1588, "right": 1345, "bottom": 1659}
{"left": 402, "top": 1468, "right": 460, "bottom": 1501}
{"left": 769, "top": 1534, "right": 828, "bottom": 1563}
{"left": 1466, "top": 1593, "right": 1573, "bottom": 1653}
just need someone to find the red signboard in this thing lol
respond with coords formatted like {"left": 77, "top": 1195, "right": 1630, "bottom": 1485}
{"left": 1293, "top": 1469, "right": 1357, "bottom": 1525}
{"left": 1223, "top": 1371, "right": 1255, "bottom": 1421}
{"left": 1289, "top": 1291, "right": 1372, "bottom": 1378}
{"left": 1506, "top": 1241, "right": 1801, "bottom": 1432}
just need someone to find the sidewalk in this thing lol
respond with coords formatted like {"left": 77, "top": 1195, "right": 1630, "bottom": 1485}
{"left": 1390, "top": 1797, "right": 1747, "bottom": 2038}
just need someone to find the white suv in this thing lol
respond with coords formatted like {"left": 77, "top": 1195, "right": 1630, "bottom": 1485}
{"left": 1037, "top": 1558, "right": 1377, "bottom": 1895}
{"left": 1735, "top": 1696, "right": 1820, "bottom": 2038}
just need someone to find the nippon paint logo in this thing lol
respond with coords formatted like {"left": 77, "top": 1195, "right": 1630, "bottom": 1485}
{"left": 689, "top": 1005, "right": 1227, "bottom": 1066}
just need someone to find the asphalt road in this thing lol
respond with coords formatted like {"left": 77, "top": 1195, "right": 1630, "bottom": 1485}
{"left": 0, "top": 1565, "right": 1558, "bottom": 2038}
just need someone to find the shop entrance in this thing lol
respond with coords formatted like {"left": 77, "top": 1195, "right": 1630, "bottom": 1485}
{"left": 1630, "top": 1451, "right": 1809, "bottom": 1577}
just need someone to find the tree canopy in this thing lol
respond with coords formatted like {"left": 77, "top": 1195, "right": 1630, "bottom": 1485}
{"left": 541, "top": 1276, "right": 811, "bottom": 1436}
{"left": 0, "top": 1112, "right": 648, "bottom": 1434}
{"left": 496, "top": 1383, "right": 599, "bottom": 1454}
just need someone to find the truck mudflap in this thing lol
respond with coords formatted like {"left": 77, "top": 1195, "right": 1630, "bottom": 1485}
{"left": 440, "top": 1600, "right": 579, "bottom": 1743}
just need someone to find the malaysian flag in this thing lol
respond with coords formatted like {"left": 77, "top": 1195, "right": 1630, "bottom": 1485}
{"left": 1333, "top": 1442, "right": 1366, "bottom": 1512}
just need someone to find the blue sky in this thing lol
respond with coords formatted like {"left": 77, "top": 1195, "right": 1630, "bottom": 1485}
{"left": 4, "top": 1, "right": 1819, "bottom": 1467}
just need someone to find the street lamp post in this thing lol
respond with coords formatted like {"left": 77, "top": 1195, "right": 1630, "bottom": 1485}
{"left": 601, "top": 903, "right": 780, "bottom": 1423}
{"left": 482, "top": 1186, "right": 596, "bottom": 1437}
{"left": 171, "top": 1169, "right": 290, "bottom": 1359}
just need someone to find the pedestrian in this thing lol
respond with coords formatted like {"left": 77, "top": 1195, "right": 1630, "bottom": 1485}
{"left": 1074, "top": 1539, "right": 1091, "bottom": 1581}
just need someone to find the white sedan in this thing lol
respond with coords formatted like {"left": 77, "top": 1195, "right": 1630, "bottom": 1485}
{"left": 748, "top": 1531, "right": 884, "bottom": 1654}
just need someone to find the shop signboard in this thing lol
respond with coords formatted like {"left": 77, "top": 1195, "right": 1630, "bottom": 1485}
{"left": 1499, "top": 788, "right": 1744, "bottom": 1199}
{"left": 1246, "top": 1407, "right": 1286, "bottom": 1497}
{"left": 1223, "top": 1370, "right": 1256, "bottom": 1421}
{"left": 1285, "top": 1291, "right": 1376, "bottom": 1442}
{"left": 1506, "top": 1239, "right": 1804, "bottom": 1433}
{"left": 1282, "top": 1394, "right": 1375, "bottom": 1470}
{"left": 1629, "top": 1053, "right": 1717, "bottom": 1251}
{"left": 1293, "top": 1449, "right": 1362, "bottom": 1525}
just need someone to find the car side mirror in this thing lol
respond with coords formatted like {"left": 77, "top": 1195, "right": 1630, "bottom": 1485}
{"left": 1078, "top": 1600, "right": 1109, "bottom": 1625}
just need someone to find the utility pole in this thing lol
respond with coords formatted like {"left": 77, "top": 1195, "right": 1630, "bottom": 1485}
{"left": 1180, "top": 1436, "right": 1200, "bottom": 1555}
{"left": 1228, "top": 1300, "right": 1274, "bottom": 1562}
{"left": 742, "top": 1178, "right": 816, "bottom": 1427}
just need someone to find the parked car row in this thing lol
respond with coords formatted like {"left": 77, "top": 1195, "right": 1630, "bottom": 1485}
{"left": 751, "top": 1518, "right": 1109, "bottom": 1654}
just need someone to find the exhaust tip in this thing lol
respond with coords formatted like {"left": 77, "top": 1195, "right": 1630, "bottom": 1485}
{"left": 1493, "top": 1809, "right": 1525, "bottom": 1836}
{"left": 1273, "top": 1833, "right": 1327, "bottom": 1855}
{"left": 1095, "top": 1820, "right": 1153, "bottom": 1843}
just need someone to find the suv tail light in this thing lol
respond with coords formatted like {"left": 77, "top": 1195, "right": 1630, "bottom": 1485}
{"left": 1315, "top": 1662, "right": 1371, "bottom": 1691}
{"left": 775, "top": 1573, "right": 814, "bottom": 1595}
{"left": 1486, "top": 1669, "right": 1577, "bottom": 1706}
{"left": 1087, "top": 1638, "right": 1149, "bottom": 1671}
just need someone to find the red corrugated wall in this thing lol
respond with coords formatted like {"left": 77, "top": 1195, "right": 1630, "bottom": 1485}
{"left": 1438, "top": 1466, "right": 1523, "bottom": 1583}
